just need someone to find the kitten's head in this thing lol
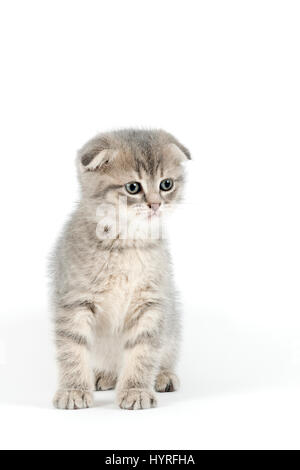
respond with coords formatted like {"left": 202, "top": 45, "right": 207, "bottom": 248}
{"left": 77, "top": 129, "right": 190, "bottom": 239}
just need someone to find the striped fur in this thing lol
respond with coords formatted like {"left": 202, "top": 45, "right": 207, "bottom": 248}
{"left": 50, "top": 129, "right": 190, "bottom": 410}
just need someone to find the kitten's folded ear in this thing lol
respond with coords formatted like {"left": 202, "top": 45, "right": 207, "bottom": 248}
{"left": 165, "top": 142, "right": 192, "bottom": 162}
{"left": 163, "top": 132, "right": 191, "bottom": 161}
{"left": 78, "top": 137, "right": 117, "bottom": 171}
{"left": 79, "top": 148, "right": 117, "bottom": 171}
{"left": 173, "top": 142, "right": 191, "bottom": 160}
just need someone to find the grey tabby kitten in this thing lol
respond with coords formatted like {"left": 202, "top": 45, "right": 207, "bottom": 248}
{"left": 50, "top": 129, "right": 190, "bottom": 410}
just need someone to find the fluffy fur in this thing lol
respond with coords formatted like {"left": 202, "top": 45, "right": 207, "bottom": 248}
{"left": 50, "top": 129, "right": 190, "bottom": 410}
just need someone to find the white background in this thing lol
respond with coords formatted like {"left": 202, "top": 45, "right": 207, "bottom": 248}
{"left": 0, "top": 0, "right": 300, "bottom": 450}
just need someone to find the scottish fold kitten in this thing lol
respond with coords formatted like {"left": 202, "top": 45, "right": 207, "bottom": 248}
{"left": 50, "top": 129, "right": 190, "bottom": 409}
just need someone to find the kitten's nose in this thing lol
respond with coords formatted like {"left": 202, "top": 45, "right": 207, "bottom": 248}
{"left": 147, "top": 202, "right": 161, "bottom": 212}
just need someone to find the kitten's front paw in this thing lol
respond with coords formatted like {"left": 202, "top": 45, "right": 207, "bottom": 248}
{"left": 53, "top": 390, "right": 94, "bottom": 410}
{"left": 155, "top": 372, "right": 180, "bottom": 392}
{"left": 117, "top": 389, "right": 157, "bottom": 410}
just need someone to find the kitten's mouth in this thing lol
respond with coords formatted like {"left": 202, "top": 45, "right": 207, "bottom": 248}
{"left": 147, "top": 210, "right": 160, "bottom": 219}
{"left": 136, "top": 209, "right": 161, "bottom": 219}
{"left": 133, "top": 205, "right": 162, "bottom": 218}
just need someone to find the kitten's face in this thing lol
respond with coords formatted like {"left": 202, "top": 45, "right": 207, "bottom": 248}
{"left": 78, "top": 131, "right": 190, "bottom": 239}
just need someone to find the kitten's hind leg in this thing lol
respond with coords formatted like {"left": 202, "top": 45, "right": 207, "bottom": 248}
{"left": 155, "top": 370, "right": 180, "bottom": 392}
{"left": 94, "top": 370, "right": 117, "bottom": 391}
{"left": 155, "top": 333, "right": 180, "bottom": 392}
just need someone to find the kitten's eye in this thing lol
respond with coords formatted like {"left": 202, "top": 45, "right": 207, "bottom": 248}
{"left": 125, "top": 182, "right": 141, "bottom": 194}
{"left": 160, "top": 178, "right": 174, "bottom": 191}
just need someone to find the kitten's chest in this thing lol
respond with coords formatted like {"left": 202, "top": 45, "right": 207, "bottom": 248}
{"left": 92, "top": 247, "right": 154, "bottom": 331}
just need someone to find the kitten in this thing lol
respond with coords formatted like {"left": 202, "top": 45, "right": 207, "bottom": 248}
{"left": 50, "top": 129, "right": 190, "bottom": 410}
